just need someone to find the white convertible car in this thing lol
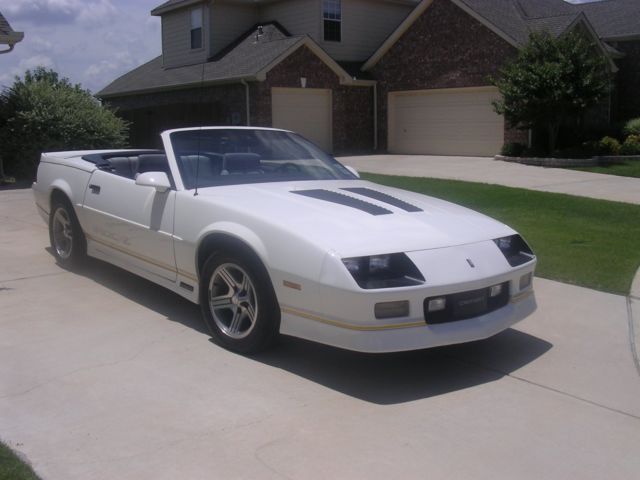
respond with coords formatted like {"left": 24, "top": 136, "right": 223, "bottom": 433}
{"left": 33, "top": 127, "right": 536, "bottom": 353}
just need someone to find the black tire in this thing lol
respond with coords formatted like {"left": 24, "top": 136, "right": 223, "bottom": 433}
{"left": 200, "top": 251, "right": 280, "bottom": 354}
{"left": 49, "top": 199, "right": 86, "bottom": 267}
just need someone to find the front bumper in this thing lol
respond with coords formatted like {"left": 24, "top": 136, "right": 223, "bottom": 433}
{"left": 280, "top": 287, "right": 536, "bottom": 353}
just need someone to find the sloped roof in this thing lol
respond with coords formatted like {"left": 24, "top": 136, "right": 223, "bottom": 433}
{"left": 98, "top": 24, "right": 351, "bottom": 98}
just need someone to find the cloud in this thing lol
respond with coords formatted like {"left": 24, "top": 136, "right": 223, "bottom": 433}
{"left": 85, "top": 51, "right": 135, "bottom": 80}
{"left": 0, "top": 0, "right": 162, "bottom": 93}
{"left": 2, "top": 0, "right": 116, "bottom": 26}
{"left": 0, "top": 54, "right": 56, "bottom": 87}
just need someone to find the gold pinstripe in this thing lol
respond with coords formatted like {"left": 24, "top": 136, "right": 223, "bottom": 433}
{"left": 85, "top": 232, "right": 198, "bottom": 282}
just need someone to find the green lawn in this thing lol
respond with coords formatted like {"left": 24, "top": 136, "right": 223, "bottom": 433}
{"left": 572, "top": 160, "right": 640, "bottom": 178}
{"left": 0, "top": 442, "right": 39, "bottom": 480}
{"left": 363, "top": 173, "right": 640, "bottom": 295}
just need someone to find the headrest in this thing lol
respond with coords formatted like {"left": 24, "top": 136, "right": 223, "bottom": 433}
{"left": 137, "top": 154, "right": 169, "bottom": 174}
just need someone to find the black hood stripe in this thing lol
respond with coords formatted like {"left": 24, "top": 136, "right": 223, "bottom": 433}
{"left": 292, "top": 189, "right": 392, "bottom": 216}
{"left": 341, "top": 187, "right": 423, "bottom": 212}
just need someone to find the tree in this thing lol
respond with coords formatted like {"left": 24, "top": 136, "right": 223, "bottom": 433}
{"left": 492, "top": 32, "right": 612, "bottom": 153}
{"left": 0, "top": 67, "right": 128, "bottom": 181}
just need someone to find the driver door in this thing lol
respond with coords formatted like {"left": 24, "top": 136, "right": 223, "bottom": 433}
{"left": 81, "top": 169, "right": 177, "bottom": 281}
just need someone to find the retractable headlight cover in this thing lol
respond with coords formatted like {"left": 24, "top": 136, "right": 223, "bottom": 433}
{"left": 342, "top": 253, "right": 425, "bottom": 289}
{"left": 494, "top": 234, "right": 535, "bottom": 267}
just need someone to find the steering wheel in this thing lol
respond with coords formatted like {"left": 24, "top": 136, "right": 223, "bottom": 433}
{"left": 276, "top": 162, "right": 302, "bottom": 174}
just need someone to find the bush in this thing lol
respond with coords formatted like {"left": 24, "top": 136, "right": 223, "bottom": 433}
{"left": 620, "top": 135, "right": 640, "bottom": 156}
{"left": 623, "top": 118, "right": 640, "bottom": 136}
{"left": 500, "top": 142, "right": 526, "bottom": 157}
{"left": 0, "top": 67, "right": 128, "bottom": 180}
{"left": 598, "top": 136, "right": 621, "bottom": 155}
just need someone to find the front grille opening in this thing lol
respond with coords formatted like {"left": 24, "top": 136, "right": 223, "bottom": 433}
{"left": 424, "top": 282, "right": 509, "bottom": 325}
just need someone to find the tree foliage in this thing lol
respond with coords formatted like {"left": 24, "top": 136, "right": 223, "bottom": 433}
{"left": 492, "top": 32, "right": 612, "bottom": 153}
{"left": 0, "top": 67, "right": 128, "bottom": 180}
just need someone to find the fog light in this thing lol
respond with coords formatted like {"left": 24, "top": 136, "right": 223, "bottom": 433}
{"left": 519, "top": 272, "right": 532, "bottom": 290}
{"left": 375, "top": 300, "right": 410, "bottom": 319}
{"left": 489, "top": 284, "right": 503, "bottom": 297}
{"left": 427, "top": 297, "right": 446, "bottom": 312}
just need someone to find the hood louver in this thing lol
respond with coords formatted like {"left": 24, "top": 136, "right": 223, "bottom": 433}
{"left": 292, "top": 189, "right": 392, "bottom": 216}
{"left": 341, "top": 187, "right": 423, "bottom": 212}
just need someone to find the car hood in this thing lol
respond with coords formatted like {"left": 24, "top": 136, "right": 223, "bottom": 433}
{"left": 194, "top": 179, "right": 515, "bottom": 257}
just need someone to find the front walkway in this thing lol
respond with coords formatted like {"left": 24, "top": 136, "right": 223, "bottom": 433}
{"left": 338, "top": 154, "right": 640, "bottom": 205}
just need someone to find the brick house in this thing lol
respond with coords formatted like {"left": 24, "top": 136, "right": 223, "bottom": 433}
{"left": 99, "top": 0, "right": 640, "bottom": 156}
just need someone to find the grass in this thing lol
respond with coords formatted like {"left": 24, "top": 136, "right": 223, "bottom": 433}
{"left": 0, "top": 442, "right": 39, "bottom": 480}
{"left": 362, "top": 173, "right": 640, "bottom": 295}
{"left": 571, "top": 160, "right": 640, "bottom": 178}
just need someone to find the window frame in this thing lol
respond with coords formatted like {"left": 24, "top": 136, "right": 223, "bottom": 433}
{"left": 190, "top": 6, "right": 204, "bottom": 51}
{"left": 322, "top": 0, "right": 342, "bottom": 43}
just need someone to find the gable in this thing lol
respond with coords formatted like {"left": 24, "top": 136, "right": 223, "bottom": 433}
{"left": 367, "top": 0, "right": 518, "bottom": 88}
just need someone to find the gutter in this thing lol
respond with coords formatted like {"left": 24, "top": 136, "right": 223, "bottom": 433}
{"left": 0, "top": 31, "right": 24, "bottom": 54}
{"left": 240, "top": 79, "right": 251, "bottom": 126}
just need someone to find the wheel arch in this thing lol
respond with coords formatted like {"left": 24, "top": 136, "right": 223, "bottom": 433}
{"left": 195, "top": 224, "right": 270, "bottom": 282}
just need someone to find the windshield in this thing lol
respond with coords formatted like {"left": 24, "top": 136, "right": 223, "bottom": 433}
{"left": 169, "top": 128, "right": 356, "bottom": 189}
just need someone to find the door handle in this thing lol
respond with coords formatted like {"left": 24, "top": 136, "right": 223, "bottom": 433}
{"left": 89, "top": 184, "right": 101, "bottom": 194}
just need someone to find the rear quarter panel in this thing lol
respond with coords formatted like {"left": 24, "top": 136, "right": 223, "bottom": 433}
{"left": 34, "top": 155, "right": 95, "bottom": 224}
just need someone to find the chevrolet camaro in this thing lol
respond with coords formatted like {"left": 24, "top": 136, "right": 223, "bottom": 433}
{"left": 33, "top": 127, "right": 537, "bottom": 353}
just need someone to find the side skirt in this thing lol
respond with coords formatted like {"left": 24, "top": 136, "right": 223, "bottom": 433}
{"left": 86, "top": 238, "right": 200, "bottom": 304}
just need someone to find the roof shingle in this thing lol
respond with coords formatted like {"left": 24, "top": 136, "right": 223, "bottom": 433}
{"left": 98, "top": 24, "right": 303, "bottom": 97}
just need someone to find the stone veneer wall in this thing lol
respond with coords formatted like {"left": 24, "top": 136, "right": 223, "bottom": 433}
{"left": 371, "top": 0, "right": 519, "bottom": 151}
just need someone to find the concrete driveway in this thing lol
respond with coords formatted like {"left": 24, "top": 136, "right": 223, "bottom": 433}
{"left": 1, "top": 188, "right": 640, "bottom": 480}
{"left": 338, "top": 154, "right": 640, "bottom": 205}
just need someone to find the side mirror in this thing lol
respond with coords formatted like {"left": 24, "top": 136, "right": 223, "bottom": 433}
{"left": 345, "top": 166, "right": 360, "bottom": 178}
{"left": 135, "top": 171, "right": 171, "bottom": 193}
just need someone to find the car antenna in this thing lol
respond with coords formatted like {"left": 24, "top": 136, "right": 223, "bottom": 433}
{"left": 194, "top": 60, "right": 206, "bottom": 196}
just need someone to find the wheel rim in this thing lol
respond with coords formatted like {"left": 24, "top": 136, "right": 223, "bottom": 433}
{"left": 52, "top": 208, "right": 73, "bottom": 260}
{"left": 208, "top": 263, "right": 258, "bottom": 339}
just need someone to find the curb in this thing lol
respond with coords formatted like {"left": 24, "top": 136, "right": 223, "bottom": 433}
{"left": 628, "top": 266, "right": 640, "bottom": 376}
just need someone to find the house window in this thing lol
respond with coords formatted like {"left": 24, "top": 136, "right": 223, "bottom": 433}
{"left": 323, "top": 0, "right": 341, "bottom": 42}
{"left": 190, "top": 7, "right": 203, "bottom": 50}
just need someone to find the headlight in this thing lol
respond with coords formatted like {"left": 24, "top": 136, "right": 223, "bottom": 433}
{"left": 494, "top": 234, "right": 535, "bottom": 267}
{"left": 342, "top": 253, "right": 425, "bottom": 289}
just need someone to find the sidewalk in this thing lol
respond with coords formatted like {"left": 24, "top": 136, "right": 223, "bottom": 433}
{"left": 338, "top": 154, "right": 640, "bottom": 205}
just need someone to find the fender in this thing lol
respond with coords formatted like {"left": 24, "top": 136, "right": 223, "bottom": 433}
{"left": 195, "top": 221, "right": 270, "bottom": 274}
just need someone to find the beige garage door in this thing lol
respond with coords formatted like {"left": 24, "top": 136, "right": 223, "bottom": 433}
{"left": 272, "top": 87, "right": 332, "bottom": 153}
{"left": 389, "top": 87, "right": 503, "bottom": 156}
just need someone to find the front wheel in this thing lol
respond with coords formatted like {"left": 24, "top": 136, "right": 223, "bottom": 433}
{"left": 200, "top": 252, "right": 280, "bottom": 354}
{"left": 49, "top": 200, "right": 86, "bottom": 267}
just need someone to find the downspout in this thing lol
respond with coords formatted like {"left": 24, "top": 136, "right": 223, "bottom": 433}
{"left": 240, "top": 79, "right": 250, "bottom": 126}
{"left": 373, "top": 82, "right": 378, "bottom": 151}
{"left": 0, "top": 44, "right": 15, "bottom": 54}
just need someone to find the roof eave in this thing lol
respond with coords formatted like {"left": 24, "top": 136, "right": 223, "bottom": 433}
{"left": 151, "top": 0, "right": 203, "bottom": 16}
{"left": 0, "top": 31, "right": 24, "bottom": 45}
{"left": 97, "top": 74, "right": 259, "bottom": 99}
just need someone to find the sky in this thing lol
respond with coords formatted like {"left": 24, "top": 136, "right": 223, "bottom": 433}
{"left": 0, "top": 0, "right": 599, "bottom": 94}
{"left": 0, "top": 0, "right": 161, "bottom": 93}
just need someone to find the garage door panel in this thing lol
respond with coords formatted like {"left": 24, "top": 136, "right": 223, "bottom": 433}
{"left": 389, "top": 88, "right": 504, "bottom": 156}
{"left": 272, "top": 88, "right": 332, "bottom": 152}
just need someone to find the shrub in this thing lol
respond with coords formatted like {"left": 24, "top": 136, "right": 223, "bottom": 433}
{"left": 0, "top": 67, "right": 128, "bottom": 180}
{"left": 598, "top": 136, "right": 621, "bottom": 155}
{"left": 500, "top": 142, "right": 526, "bottom": 157}
{"left": 620, "top": 135, "right": 640, "bottom": 156}
{"left": 623, "top": 118, "right": 640, "bottom": 136}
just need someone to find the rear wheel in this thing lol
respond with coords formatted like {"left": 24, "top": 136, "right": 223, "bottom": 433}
{"left": 200, "top": 251, "right": 279, "bottom": 354}
{"left": 49, "top": 200, "right": 86, "bottom": 267}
